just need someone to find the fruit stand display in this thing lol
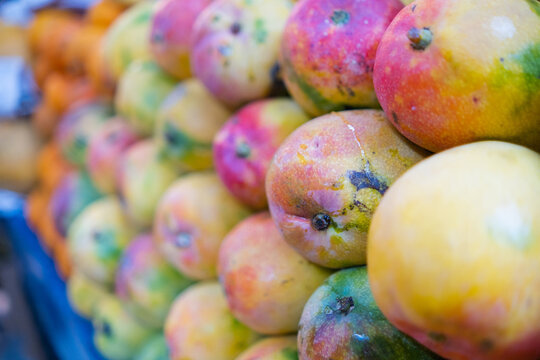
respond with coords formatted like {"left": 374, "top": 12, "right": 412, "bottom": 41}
{"left": 2, "top": 0, "right": 539, "bottom": 359}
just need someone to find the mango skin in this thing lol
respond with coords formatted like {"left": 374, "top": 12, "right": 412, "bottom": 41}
{"left": 115, "top": 233, "right": 195, "bottom": 329}
{"left": 266, "top": 110, "right": 427, "bottom": 268}
{"left": 155, "top": 79, "right": 231, "bottom": 171}
{"left": 55, "top": 102, "right": 113, "bottom": 168}
{"left": 373, "top": 0, "right": 540, "bottom": 153}
{"left": 67, "top": 270, "right": 109, "bottom": 319}
{"left": 154, "top": 172, "right": 251, "bottom": 280}
{"left": 191, "top": 0, "right": 293, "bottom": 108}
{"left": 68, "top": 196, "right": 134, "bottom": 285}
{"left": 165, "top": 282, "right": 259, "bottom": 360}
{"left": 115, "top": 60, "right": 178, "bottom": 136}
{"left": 87, "top": 118, "right": 140, "bottom": 194}
{"left": 236, "top": 336, "right": 299, "bottom": 360}
{"left": 49, "top": 171, "right": 103, "bottom": 237}
{"left": 281, "top": 0, "right": 403, "bottom": 116}
{"left": 368, "top": 141, "right": 540, "bottom": 360}
{"left": 219, "top": 213, "right": 332, "bottom": 334}
{"left": 102, "top": 1, "right": 153, "bottom": 81}
{"left": 298, "top": 267, "right": 441, "bottom": 360}
{"left": 149, "top": 0, "right": 213, "bottom": 79}
{"left": 213, "top": 98, "right": 309, "bottom": 210}
{"left": 117, "top": 140, "right": 180, "bottom": 229}
{"left": 93, "top": 295, "right": 154, "bottom": 360}
{"left": 134, "top": 334, "right": 170, "bottom": 360}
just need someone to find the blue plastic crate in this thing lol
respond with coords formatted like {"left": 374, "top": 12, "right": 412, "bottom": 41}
{"left": 0, "top": 190, "right": 106, "bottom": 360}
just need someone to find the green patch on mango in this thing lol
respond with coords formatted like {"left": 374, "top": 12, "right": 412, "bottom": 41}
{"left": 162, "top": 122, "right": 211, "bottom": 159}
{"left": 254, "top": 19, "right": 268, "bottom": 44}
{"left": 511, "top": 42, "right": 540, "bottom": 81}
{"left": 281, "top": 347, "right": 299, "bottom": 360}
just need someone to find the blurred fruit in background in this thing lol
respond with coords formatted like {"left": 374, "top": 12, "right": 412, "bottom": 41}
{"left": 67, "top": 270, "right": 109, "bottom": 318}
{"left": 165, "top": 282, "right": 259, "bottom": 360}
{"left": 154, "top": 172, "right": 251, "bottom": 280}
{"left": 86, "top": 0, "right": 128, "bottom": 28}
{"left": 213, "top": 98, "right": 309, "bottom": 210}
{"left": 236, "top": 336, "right": 298, "bottom": 360}
{"left": 149, "top": 0, "right": 213, "bottom": 79}
{"left": 134, "top": 334, "right": 170, "bottom": 360}
{"left": 155, "top": 79, "right": 231, "bottom": 171}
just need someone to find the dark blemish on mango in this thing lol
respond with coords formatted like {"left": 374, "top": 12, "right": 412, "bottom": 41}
{"left": 411, "top": 4, "right": 417, "bottom": 12}
{"left": 392, "top": 111, "right": 399, "bottom": 125}
{"left": 335, "top": 296, "right": 355, "bottom": 315}
{"left": 235, "top": 141, "right": 251, "bottom": 158}
{"left": 347, "top": 170, "right": 389, "bottom": 194}
{"left": 173, "top": 232, "right": 192, "bottom": 248}
{"left": 331, "top": 10, "right": 350, "bottom": 25}
{"left": 218, "top": 44, "right": 232, "bottom": 57}
{"left": 312, "top": 213, "right": 332, "bottom": 231}
{"left": 407, "top": 27, "right": 433, "bottom": 51}
{"left": 152, "top": 32, "right": 164, "bottom": 43}
{"left": 480, "top": 339, "right": 494, "bottom": 351}
{"left": 97, "top": 320, "right": 113, "bottom": 337}
{"left": 473, "top": 96, "right": 479, "bottom": 104}
{"left": 230, "top": 22, "right": 242, "bottom": 35}
{"left": 428, "top": 332, "right": 447, "bottom": 342}
{"left": 500, "top": 57, "right": 505, "bottom": 63}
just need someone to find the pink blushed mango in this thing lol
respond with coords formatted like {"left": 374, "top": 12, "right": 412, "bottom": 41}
{"left": 280, "top": 0, "right": 403, "bottom": 116}
{"left": 219, "top": 213, "right": 331, "bottom": 334}
{"left": 214, "top": 98, "right": 309, "bottom": 210}
{"left": 165, "top": 282, "right": 259, "bottom": 360}
{"left": 149, "top": 0, "right": 213, "bottom": 79}
{"left": 191, "top": 0, "right": 293, "bottom": 108}
{"left": 236, "top": 336, "right": 299, "bottom": 360}
{"left": 266, "top": 110, "right": 427, "bottom": 268}
{"left": 87, "top": 118, "right": 139, "bottom": 194}
{"left": 154, "top": 172, "right": 250, "bottom": 280}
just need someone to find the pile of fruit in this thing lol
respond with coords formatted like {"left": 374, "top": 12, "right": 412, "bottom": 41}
{"left": 25, "top": 0, "right": 540, "bottom": 359}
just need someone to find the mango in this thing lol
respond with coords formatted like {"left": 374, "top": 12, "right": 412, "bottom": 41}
{"left": 298, "top": 267, "right": 441, "bottom": 359}
{"left": 373, "top": 0, "right": 540, "bottom": 152}
{"left": 101, "top": 1, "right": 154, "bottom": 81}
{"left": 154, "top": 172, "right": 250, "bottom": 280}
{"left": 237, "top": 336, "right": 299, "bottom": 360}
{"left": 266, "top": 110, "right": 427, "bottom": 268}
{"left": 165, "top": 282, "right": 259, "bottom": 360}
{"left": 93, "top": 295, "right": 154, "bottom": 360}
{"left": 368, "top": 141, "right": 540, "bottom": 360}
{"left": 117, "top": 140, "right": 180, "bottom": 229}
{"left": 115, "top": 60, "right": 177, "bottom": 136}
{"left": 281, "top": 0, "right": 403, "bottom": 116}
{"left": 149, "top": 0, "right": 213, "bottom": 79}
{"left": 191, "top": 0, "right": 293, "bottom": 108}
{"left": 155, "top": 79, "right": 231, "bottom": 171}
{"left": 213, "top": 98, "right": 309, "bottom": 210}
{"left": 87, "top": 118, "right": 140, "bottom": 194}
{"left": 219, "top": 213, "right": 331, "bottom": 334}
{"left": 116, "top": 233, "right": 195, "bottom": 328}
{"left": 67, "top": 196, "right": 134, "bottom": 285}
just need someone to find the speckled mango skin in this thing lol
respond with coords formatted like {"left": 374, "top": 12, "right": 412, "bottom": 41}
{"left": 214, "top": 98, "right": 309, "bottom": 210}
{"left": 155, "top": 79, "right": 231, "bottom": 171}
{"left": 115, "top": 233, "right": 195, "bottom": 329}
{"left": 117, "top": 140, "right": 180, "bottom": 229}
{"left": 135, "top": 334, "right": 170, "bottom": 360}
{"left": 368, "top": 142, "right": 540, "bottom": 360}
{"left": 266, "top": 110, "right": 427, "bottom": 268}
{"left": 236, "top": 336, "right": 299, "bottom": 360}
{"left": 93, "top": 295, "right": 155, "bottom": 360}
{"left": 154, "top": 172, "right": 251, "bottom": 280}
{"left": 67, "top": 270, "right": 109, "bottom": 319}
{"left": 68, "top": 197, "right": 134, "bottom": 285}
{"left": 219, "top": 213, "right": 332, "bottom": 334}
{"left": 281, "top": 0, "right": 403, "bottom": 117}
{"left": 115, "top": 60, "right": 178, "bottom": 136}
{"left": 191, "top": 0, "right": 293, "bottom": 108}
{"left": 87, "top": 118, "right": 140, "bottom": 194}
{"left": 55, "top": 102, "right": 113, "bottom": 167}
{"left": 49, "top": 171, "right": 103, "bottom": 237}
{"left": 374, "top": 0, "right": 540, "bottom": 153}
{"left": 102, "top": 1, "right": 153, "bottom": 81}
{"left": 298, "top": 267, "right": 441, "bottom": 360}
{"left": 165, "top": 282, "right": 259, "bottom": 360}
{"left": 150, "top": 0, "right": 213, "bottom": 79}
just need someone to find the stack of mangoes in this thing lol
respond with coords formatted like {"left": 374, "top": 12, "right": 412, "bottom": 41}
{"left": 25, "top": 0, "right": 540, "bottom": 359}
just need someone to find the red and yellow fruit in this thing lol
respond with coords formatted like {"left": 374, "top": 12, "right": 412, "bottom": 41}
{"left": 373, "top": 0, "right": 540, "bottom": 152}
{"left": 368, "top": 141, "right": 540, "bottom": 360}
{"left": 213, "top": 98, "right": 309, "bottom": 210}
{"left": 281, "top": 0, "right": 403, "bottom": 116}
{"left": 266, "top": 110, "right": 427, "bottom": 268}
{"left": 236, "top": 336, "right": 299, "bottom": 360}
